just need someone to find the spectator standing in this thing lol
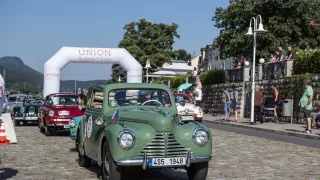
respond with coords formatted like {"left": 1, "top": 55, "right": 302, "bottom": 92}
{"left": 254, "top": 85, "right": 264, "bottom": 124}
{"left": 193, "top": 86, "right": 202, "bottom": 108}
{"left": 277, "top": 47, "right": 286, "bottom": 77}
{"left": 192, "top": 67, "right": 198, "bottom": 85}
{"left": 299, "top": 80, "right": 313, "bottom": 133}
{"left": 229, "top": 85, "right": 239, "bottom": 121}
{"left": 271, "top": 85, "right": 279, "bottom": 123}
{"left": 222, "top": 88, "right": 231, "bottom": 121}
{"left": 0, "top": 74, "right": 5, "bottom": 127}
{"left": 286, "top": 46, "right": 296, "bottom": 60}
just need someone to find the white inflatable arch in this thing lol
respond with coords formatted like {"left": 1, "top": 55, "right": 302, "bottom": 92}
{"left": 43, "top": 46, "right": 142, "bottom": 98}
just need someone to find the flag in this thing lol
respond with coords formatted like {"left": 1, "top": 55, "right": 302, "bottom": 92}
{"left": 112, "top": 109, "right": 119, "bottom": 121}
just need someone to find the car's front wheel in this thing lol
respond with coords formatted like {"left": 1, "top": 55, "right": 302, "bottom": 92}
{"left": 187, "top": 162, "right": 209, "bottom": 180}
{"left": 75, "top": 130, "right": 80, "bottom": 152}
{"left": 14, "top": 120, "right": 20, "bottom": 126}
{"left": 101, "top": 142, "right": 121, "bottom": 180}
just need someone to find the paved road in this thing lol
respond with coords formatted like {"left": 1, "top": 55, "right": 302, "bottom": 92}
{"left": 204, "top": 121, "right": 320, "bottom": 148}
{"left": 1, "top": 124, "right": 320, "bottom": 180}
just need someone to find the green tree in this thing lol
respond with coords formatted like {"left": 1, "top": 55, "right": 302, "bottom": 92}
{"left": 111, "top": 18, "right": 180, "bottom": 82}
{"left": 172, "top": 49, "right": 192, "bottom": 61}
{"left": 212, "top": 0, "right": 320, "bottom": 60}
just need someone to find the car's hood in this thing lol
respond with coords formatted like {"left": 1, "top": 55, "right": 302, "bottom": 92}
{"left": 106, "top": 108, "right": 175, "bottom": 132}
{"left": 176, "top": 103, "right": 198, "bottom": 111}
{"left": 7, "top": 102, "right": 23, "bottom": 108}
{"left": 49, "top": 105, "right": 84, "bottom": 117}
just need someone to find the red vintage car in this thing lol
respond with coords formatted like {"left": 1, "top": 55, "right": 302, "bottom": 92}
{"left": 38, "top": 92, "right": 84, "bottom": 136}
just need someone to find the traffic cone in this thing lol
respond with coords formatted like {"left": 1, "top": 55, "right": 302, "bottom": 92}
{"left": 0, "top": 123, "right": 10, "bottom": 145}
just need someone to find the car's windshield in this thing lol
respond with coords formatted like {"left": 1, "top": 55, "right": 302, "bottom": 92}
{"left": 8, "top": 96, "right": 25, "bottom": 102}
{"left": 174, "top": 94, "right": 194, "bottom": 104}
{"left": 49, "top": 95, "right": 78, "bottom": 106}
{"left": 108, "top": 88, "right": 171, "bottom": 107}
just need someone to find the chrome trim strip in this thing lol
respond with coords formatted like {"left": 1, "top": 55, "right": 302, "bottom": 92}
{"left": 190, "top": 156, "right": 212, "bottom": 163}
{"left": 117, "top": 160, "right": 143, "bottom": 166}
{"left": 116, "top": 155, "right": 212, "bottom": 166}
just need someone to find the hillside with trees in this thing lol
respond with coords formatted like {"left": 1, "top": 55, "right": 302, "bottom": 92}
{"left": 0, "top": 56, "right": 108, "bottom": 94}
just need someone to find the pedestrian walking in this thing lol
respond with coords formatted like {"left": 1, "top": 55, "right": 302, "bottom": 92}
{"left": 229, "top": 85, "right": 239, "bottom": 122}
{"left": 193, "top": 84, "right": 202, "bottom": 108}
{"left": 0, "top": 74, "right": 5, "bottom": 127}
{"left": 222, "top": 88, "right": 231, "bottom": 121}
{"left": 299, "top": 80, "right": 313, "bottom": 133}
{"left": 271, "top": 85, "right": 279, "bottom": 123}
{"left": 254, "top": 85, "right": 264, "bottom": 124}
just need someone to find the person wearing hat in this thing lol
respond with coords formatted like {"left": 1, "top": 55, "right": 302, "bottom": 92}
{"left": 0, "top": 74, "right": 5, "bottom": 127}
{"left": 254, "top": 85, "right": 264, "bottom": 123}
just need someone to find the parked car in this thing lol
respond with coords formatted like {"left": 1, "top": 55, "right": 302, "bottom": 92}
{"left": 6, "top": 94, "right": 28, "bottom": 113}
{"left": 173, "top": 93, "right": 204, "bottom": 122}
{"left": 39, "top": 92, "right": 84, "bottom": 136}
{"left": 77, "top": 83, "right": 212, "bottom": 180}
{"left": 12, "top": 98, "right": 43, "bottom": 126}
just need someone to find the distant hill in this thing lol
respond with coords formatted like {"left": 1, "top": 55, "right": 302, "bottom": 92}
{"left": 0, "top": 56, "right": 108, "bottom": 93}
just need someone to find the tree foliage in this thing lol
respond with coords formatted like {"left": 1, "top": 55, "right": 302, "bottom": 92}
{"left": 293, "top": 49, "right": 320, "bottom": 75}
{"left": 212, "top": 0, "right": 320, "bottom": 60}
{"left": 111, "top": 19, "right": 180, "bottom": 82}
{"left": 199, "top": 68, "right": 225, "bottom": 85}
{"left": 172, "top": 49, "right": 192, "bottom": 61}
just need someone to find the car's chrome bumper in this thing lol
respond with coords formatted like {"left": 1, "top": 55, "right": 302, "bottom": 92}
{"left": 116, "top": 150, "right": 211, "bottom": 169}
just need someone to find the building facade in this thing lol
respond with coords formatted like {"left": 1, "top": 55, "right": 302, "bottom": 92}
{"left": 198, "top": 45, "right": 235, "bottom": 72}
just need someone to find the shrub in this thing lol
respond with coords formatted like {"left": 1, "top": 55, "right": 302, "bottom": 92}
{"left": 199, "top": 68, "right": 225, "bottom": 85}
{"left": 293, "top": 49, "right": 320, "bottom": 75}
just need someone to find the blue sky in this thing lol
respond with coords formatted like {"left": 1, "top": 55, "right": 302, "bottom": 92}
{"left": 0, "top": 0, "right": 229, "bottom": 81}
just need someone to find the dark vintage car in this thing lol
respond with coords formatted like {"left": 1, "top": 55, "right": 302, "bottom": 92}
{"left": 77, "top": 84, "right": 212, "bottom": 180}
{"left": 12, "top": 98, "right": 43, "bottom": 126}
{"left": 39, "top": 92, "right": 84, "bottom": 136}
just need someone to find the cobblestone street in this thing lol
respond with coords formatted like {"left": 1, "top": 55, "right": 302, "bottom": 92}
{"left": 1, "top": 125, "right": 320, "bottom": 180}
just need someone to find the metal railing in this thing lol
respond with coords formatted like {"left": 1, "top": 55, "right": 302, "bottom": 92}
{"left": 225, "top": 68, "right": 244, "bottom": 82}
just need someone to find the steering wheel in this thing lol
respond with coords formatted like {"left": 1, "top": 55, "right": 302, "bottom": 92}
{"left": 141, "top": 99, "right": 163, "bottom": 106}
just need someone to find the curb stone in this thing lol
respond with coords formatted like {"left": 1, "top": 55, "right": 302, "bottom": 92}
{"left": 204, "top": 120, "right": 320, "bottom": 141}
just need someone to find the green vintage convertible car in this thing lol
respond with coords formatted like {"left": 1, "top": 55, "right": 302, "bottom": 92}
{"left": 77, "top": 83, "right": 212, "bottom": 180}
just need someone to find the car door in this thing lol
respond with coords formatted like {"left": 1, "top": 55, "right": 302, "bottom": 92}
{"left": 83, "top": 87, "right": 104, "bottom": 160}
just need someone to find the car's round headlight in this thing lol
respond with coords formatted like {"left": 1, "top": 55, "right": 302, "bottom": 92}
{"left": 192, "top": 128, "right": 209, "bottom": 147}
{"left": 20, "top": 107, "right": 25, "bottom": 113}
{"left": 48, "top": 110, "right": 54, "bottom": 117}
{"left": 69, "top": 119, "right": 76, "bottom": 127}
{"left": 118, "top": 130, "right": 135, "bottom": 150}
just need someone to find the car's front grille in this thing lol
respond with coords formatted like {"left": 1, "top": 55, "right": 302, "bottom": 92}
{"left": 135, "top": 132, "right": 188, "bottom": 158}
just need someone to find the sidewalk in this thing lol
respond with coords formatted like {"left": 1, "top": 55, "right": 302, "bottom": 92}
{"left": 203, "top": 114, "right": 320, "bottom": 140}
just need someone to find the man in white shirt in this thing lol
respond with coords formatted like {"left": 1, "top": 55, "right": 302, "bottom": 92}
{"left": 194, "top": 87, "right": 202, "bottom": 108}
{"left": 0, "top": 74, "right": 5, "bottom": 127}
{"left": 193, "top": 67, "right": 198, "bottom": 85}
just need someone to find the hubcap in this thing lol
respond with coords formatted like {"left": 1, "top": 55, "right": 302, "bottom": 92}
{"left": 104, "top": 152, "right": 110, "bottom": 178}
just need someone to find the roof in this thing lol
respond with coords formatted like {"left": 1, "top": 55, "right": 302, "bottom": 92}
{"left": 161, "top": 63, "right": 193, "bottom": 72}
{"left": 105, "top": 83, "right": 171, "bottom": 92}
{"left": 48, "top": 92, "right": 79, "bottom": 96}
{"left": 8, "top": 94, "right": 28, "bottom": 97}
{"left": 150, "top": 70, "right": 177, "bottom": 75}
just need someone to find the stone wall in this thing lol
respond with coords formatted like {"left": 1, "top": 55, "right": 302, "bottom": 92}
{"left": 202, "top": 74, "right": 320, "bottom": 123}
{"left": 202, "top": 82, "right": 244, "bottom": 117}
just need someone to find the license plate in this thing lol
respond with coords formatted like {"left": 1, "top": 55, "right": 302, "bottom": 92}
{"left": 64, "top": 125, "right": 70, "bottom": 128}
{"left": 148, "top": 157, "right": 186, "bottom": 167}
{"left": 181, "top": 116, "right": 194, "bottom": 121}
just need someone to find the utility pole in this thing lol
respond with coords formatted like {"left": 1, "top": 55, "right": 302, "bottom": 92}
{"left": 3, "top": 69, "right": 5, "bottom": 82}
{"left": 74, "top": 76, "right": 77, "bottom": 93}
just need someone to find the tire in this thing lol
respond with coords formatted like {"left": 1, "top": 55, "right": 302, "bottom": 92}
{"left": 45, "top": 127, "right": 51, "bottom": 136}
{"left": 75, "top": 131, "right": 79, "bottom": 152}
{"left": 101, "top": 142, "right": 121, "bottom": 180}
{"left": 23, "top": 121, "right": 27, "bottom": 125}
{"left": 39, "top": 122, "right": 45, "bottom": 133}
{"left": 187, "top": 162, "right": 209, "bottom": 180}
{"left": 78, "top": 147, "right": 91, "bottom": 167}
{"left": 14, "top": 120, "right": 20, "bottom": 126}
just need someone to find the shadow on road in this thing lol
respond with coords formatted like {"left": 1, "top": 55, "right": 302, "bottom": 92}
{"left": 0, "top": 168, "right": 19, "bottom": 180}
{"left": 76, "top": 159, "right": 188, "bottom": 180}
